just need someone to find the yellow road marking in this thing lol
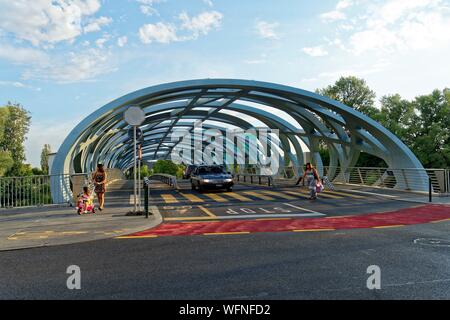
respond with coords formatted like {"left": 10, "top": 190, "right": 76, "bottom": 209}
{"left": 198, "top": 205, "right": 217, "bottom": 218}
{"left": 327, "top": 190, "right": 365, "bottom": 199}
{"left": 243, "top": 191, "right": 275, "bottom": 201}
{"left": 161, "top": 194, "right": 179, "bottom": 204}
{"left": 180, "top": 193, "right": 204, "bottom": 203}
{"left": 326, "top": 215, "right": 352, "bottom": 219}
{"left": 260, "top": 190, "right": 297, "bottom": 200}
{"left": 293, "top": 229, "right": 335, "bottom": 232}
{"left": 318, "top": 192, "right": 343, "bottom": 199}
{"left": 182, "top": 220, "right": 221, "bottom": 224}
{"left": 116, "top": 235, "right": 158, "bottom": 239}
{"left": 204, "top": 231, "right": 250, "bottom": 236}
{"left": 431, "top": 218, "right": 450, "bottom": 223}
{"left": 203, "top": 193, "right": 228, "bottom": 202}
{"left": 256, "top": 218, "right": 292, "bottom": 221}
{"left": 223, "top": 192, "right": 252, "bottom": 202}
{"left": 373, "top": 225, "right": 405, "bottom": 229}
{"left": 284, "top": 189, "right": 342, "bottom": 199}
{"left": 164, "top": 216, "right": 218, "bottom": 221}
{"left": 282, "top": 190, "right": 310, "bottom": 199}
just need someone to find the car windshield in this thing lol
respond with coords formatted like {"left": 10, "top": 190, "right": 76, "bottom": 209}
{"left": 197, "top": 166, "right": 226, "bottom": 175}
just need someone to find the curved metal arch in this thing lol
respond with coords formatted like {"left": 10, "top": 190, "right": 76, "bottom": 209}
{"left": 52, "top": 79, "right": 427, "bottom": 196}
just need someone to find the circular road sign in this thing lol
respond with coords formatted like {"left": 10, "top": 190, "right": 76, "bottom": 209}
{"left": 124, "top": 106, "right": 145, "bottom": 126}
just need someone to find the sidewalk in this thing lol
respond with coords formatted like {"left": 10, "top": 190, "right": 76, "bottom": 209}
{"left": 0, "top": 180, "right": 162, "bottom": 251}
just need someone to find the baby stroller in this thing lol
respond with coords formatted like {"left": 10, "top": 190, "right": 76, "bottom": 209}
{"left": 76, "top": 182, "right": 96, "bottom": 215}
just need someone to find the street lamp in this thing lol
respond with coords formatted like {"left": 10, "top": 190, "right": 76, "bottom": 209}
{"left": 124, "top": 106, "right": 145, "bottom": 213}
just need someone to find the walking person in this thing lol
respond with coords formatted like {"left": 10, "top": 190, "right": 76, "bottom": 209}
{"left": 296, "top": 162, "right": 321, "bottom": 200}
{"left": 92, "top": 163, "right": 107, "bottom": 211}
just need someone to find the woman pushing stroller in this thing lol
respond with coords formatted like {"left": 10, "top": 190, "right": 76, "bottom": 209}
{"left": 295, "top": 162, "right": 323, "bottom": 200}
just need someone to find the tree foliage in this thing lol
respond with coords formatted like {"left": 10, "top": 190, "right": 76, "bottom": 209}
{"left": 0, "top": 102, "right": 31, "bottom": 176}
{"left": 317, "top": 76, "right": 379, "bottom": 118}
{"left": 318, "top": 77, "right": 450, "bottom": 168}
{"left": 40, "top": 144, "right": 52, "bottom": 174}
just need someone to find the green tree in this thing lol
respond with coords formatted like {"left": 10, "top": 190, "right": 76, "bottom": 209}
{"left": 0, "top": 150, "right": 14, "bottom": 176}
{"left": 0, "top": 103, "right": 31, "bottom": 176}
{"left": 317, "top": 76, "right": 379, "bottom": 118}
{"left": 377, "top": 94, "right": 415, "bottom": 146}
{"left": 152, "top": 160, "right": 179, "bottom": 176}
{"left": 40, "top": 144, "right": 52, "bottom": 174}
{"left": 408, "top": 89, "right": 450, "bottom": 168}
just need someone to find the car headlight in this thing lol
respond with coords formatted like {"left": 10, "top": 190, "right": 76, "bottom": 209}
{"left": 203, "top": 179, "right": 211, "bottom": 183}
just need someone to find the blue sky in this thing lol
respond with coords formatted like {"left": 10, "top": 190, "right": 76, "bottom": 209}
{"left": 0, "top": 0, "right": 449, "bottom": 166}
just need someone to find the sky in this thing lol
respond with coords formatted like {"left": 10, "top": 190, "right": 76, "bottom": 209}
{"left": 0, "top": 0, "right": 449, "bottom": 167}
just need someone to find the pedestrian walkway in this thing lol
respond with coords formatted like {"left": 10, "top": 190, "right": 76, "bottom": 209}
{"left": 0, "top": 180, "right": 161, "bottom": 251}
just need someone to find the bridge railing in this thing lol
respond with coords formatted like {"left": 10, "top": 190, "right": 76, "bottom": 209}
{"left": 0, "top": 168, "right": 126, "bottom": 209}
{"left": 273, "top": 166, "right": 449, "bottom": 195}
{"left": 0, "top": 174, "right": 71, "bottom": 209}
{"left": 147, "top": 174, "right": 179, "bottom": 189}
{"left": 235, "top": 173, "right": 274, "bottom": 186}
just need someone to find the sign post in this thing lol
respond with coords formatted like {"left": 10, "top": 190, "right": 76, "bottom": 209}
{"left": 138, "top": 144, "right": 142, "bottom": 211}
{"left": 124, "top": 106, "right": 146, "bottom": 213}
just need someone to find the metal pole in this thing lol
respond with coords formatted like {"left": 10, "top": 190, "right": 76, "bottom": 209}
{"left": 144, "top": 182, "right": 149, "bottom": 219}
{"left": 138, "top": 156, "right": 141, "bottom": 211}
{"left": 429, "top": 177, "right": 433, "bottom": 203}
{"left": 133, "top": 125, "right": 137, "bottom": 212}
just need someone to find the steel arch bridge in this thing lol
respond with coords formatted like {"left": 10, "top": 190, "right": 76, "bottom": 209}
{"left": 51, "top": 79, "right": 428, "bottom": 200}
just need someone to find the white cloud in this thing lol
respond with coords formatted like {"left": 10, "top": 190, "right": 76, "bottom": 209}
{"left": 320, "top": 10, "right": 346, "bottom": 22}
{"left": 255, "top": 21, "right": 280, "bottom": 40}
{"left": 179, "top": 11, "right": 223, "bottom": 38}
{"left": 348, "top": 0, "right": 450, "bottom": 54}
{"left": 302, "top": 46, "right": 329, "bottom": 57}
{"left": 202, "top": 0, "right": 214, "bottom": 7}
{"left": 0, "top": 80, "right": 41, "bottom": 91}
{"left": 320, "top": 0, "right": 354, "bottom": 22}
{"left": 140, "top": 5, "right": 158, "bottom": 16}
{"left": 336, "top": 0, "right": 354, "bottom": 10}
{"left": 137, "top": 0, "right": 165, "bottom": 16}
{"left": 21, "top": 48, "right": 116, "bottom": 83}
{"left": 0, "top": 0, "right": 102, "bottom": 46}
{"left": 139, "top": 22, "right": 178, "bottom": 44}
{"left": 117, "top": 36, "right": 128, "bottom": 47}
{"left": 0, "top": 44, "right": 48, "bottom": 65}
{"left": 139, "top": 11, "right": 223, "bottom": 44}
{"left": 95, "top": 37, "right": 108, "bottom": 48}
{"left": 84, "top": 16, "right": 113, "bottom": 33}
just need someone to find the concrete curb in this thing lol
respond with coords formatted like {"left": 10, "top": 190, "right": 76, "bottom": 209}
{"left": 0, "top": 209, "right": 163, "bottom": 252}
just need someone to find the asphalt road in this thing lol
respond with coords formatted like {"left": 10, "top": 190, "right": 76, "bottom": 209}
{"left": 1, "top": 219, "right": 449, "bottom": 299}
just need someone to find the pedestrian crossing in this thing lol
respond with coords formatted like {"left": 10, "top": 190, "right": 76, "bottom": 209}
{"left": 154, "top": 188, "right": 369, "bottom": 204}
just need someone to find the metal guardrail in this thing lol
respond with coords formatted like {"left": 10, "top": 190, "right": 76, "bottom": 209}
{"left": 235, "top": 174, "right": 274, "bottom": 187}
{"left": 0, "top": 174, "right": 71, "bottom": 208}
{"left": 0, "top": 168, "right": 126, "bottom": 209}
{"left": 235, "top": 166, "right": 450, "bottom": 195}
{"left": 147, "top": 174, "right": 179, "bottom": 189}
{"left": 322, "top": 166, "right": 449, "bottom": 195}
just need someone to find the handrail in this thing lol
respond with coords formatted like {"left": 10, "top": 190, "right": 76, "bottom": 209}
{"left": 235, "top": 173, "right": 274, "bottom": 187}
{"left": 147, "top": 174, "right": 179, "bottom": 190}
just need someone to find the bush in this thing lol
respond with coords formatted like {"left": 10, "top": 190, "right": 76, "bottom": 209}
{"left": 152, "top": 160, "right": 179, "bottom": 176}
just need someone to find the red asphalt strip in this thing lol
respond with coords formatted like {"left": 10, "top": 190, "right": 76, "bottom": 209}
{"left": 125, "top": 204, "right": 450, "bottom": 237}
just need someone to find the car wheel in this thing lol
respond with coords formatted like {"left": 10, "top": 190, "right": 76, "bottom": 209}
{"left": 191, "top": 183, "right": 196, "bottom": 190}
{"left": 226, "top": 187, "right": 233, "bottom": 192}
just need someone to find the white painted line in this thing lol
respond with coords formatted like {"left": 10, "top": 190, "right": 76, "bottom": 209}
{"left": 170, "top": 213, "right": 325, "bottom": 221}
{"left": 339, "top": 189, "right": 398, "bottom": 198}
{"left": 283, "top": 203, "right": 326, "bottom": 216}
